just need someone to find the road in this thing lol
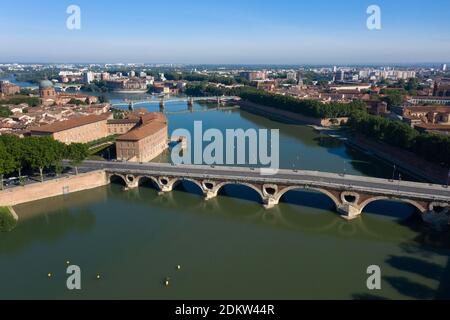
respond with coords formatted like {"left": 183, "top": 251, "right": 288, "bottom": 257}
{"left": 74, "top": 160, "right": 450, "bottom": 202}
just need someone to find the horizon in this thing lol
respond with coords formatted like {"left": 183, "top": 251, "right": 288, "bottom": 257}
{"left": 0, "top": 0, "right": 449, "bottom": 64}
{"left": 1, "top": 62, "right": 448, "bottom": 67}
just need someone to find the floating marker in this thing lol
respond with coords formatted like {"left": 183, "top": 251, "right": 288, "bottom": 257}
{"left": 47, "top": 273, "right": 52, "bottom": 278}
{"left": 66, "top": 261, "right": 70, "bottom": 265}
{"left": 96, "top": 274, "right": 101, "bottom": 280}
{"left": 164, "top": 277, "right": 171, "bottom": 287}
{"left": 176, "top": 265, "right": 181, "bottom": 270}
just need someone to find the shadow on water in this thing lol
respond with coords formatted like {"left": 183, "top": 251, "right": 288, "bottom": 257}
{"left": 351, "top": 212, "right": 450, "bottom": 300}
{"left": 0, "top": 187, "right": 108, "bottom": 256}
{"left": 279, "top": 189, "right": 336, "bottom": 211}
{"left": 173, "top": 180, "right": 204, "bottom": 196}
{"left": 363, "top": 199, "right": 420, "bottom": 220}
{"left": 0, "top": 208, "right": 96, "bottom": 256}
{"left": 218, "top": 184, "right": 263, "bottom": 204}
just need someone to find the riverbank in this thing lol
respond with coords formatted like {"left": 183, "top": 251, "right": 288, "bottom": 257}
{"left": 239, "top": 100, "right": 348, "bottom": 127}
{"left": 0, "top": 170, "right": 108, "bottom": 208}
{"left": 345, "top": 134, "right": 449, "bottom": 185}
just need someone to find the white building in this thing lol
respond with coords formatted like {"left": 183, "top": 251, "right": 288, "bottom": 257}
{"left": 83, "top": 72, "right": 94, "bottom": 84}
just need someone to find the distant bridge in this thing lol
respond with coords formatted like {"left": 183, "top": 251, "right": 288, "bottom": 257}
{"left": 54, "top": 84, "right": 83, "bottom": 92}
{"left": 75, "top": 161, "right": 450, "bottom": 226}
{"left": 111, "top": 96, "right": 239, "bottom": 108}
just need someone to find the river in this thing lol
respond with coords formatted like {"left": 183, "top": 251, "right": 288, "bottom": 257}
{"left": 1, "top": 94, "right": 449, "bottom": 300}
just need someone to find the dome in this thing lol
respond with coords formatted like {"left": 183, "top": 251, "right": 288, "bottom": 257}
{"left": 39, "top": 80, "right": 54, "bottom": 89}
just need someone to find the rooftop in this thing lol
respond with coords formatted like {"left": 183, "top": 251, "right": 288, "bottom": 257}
{"left": 30, "top": 113, "right": 111, "bottom": 134}
{"left": 117, "top": 113, "right": 167, "bottom": 141}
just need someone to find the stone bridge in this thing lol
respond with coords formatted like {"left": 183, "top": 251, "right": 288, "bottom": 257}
{"left": 76, "top": 161, "right": 450, "bottom": 226}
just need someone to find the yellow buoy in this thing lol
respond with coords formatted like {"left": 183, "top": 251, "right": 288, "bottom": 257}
{"left": 66, "top": 261, "right": 70, "bottom": 265}
{"left": 164, "top": 277, "right": 170, "bottom": 287}
{"left": 97, "top": 274, "right": 101, "bottom": 280}
{"left": 176, "top": 265, "right": 181, "bottom": 270}
{"left": 47, "top": 273, "right": 52, "bottom": 278}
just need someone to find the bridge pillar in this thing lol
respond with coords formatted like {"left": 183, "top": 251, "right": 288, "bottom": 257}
{"left": 337, "top": 204, "right": 362, "bottom": 220}
{"left": 422, "top": 202, "right": 450, "bottom": 230}
{"left": 204, "top": 190, "right": 218, "bottom": 201}
{"left": 124, "top": 175, "right": 139, "bottom": 190}
{"left": 157, "top": 177, "right": 174, "bottom": 193}
{"left": 263, "top": 197, "right": 279, "bottom": 209}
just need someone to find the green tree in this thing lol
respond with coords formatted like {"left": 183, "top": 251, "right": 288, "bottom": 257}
{"left": 66, "top": 143, "right": 88, "bottom": 175}
{"left": 0, "top": 107, "right": 13, "bottom": 117}
{"left": 0, "top": 135, "right": 25, "bottom": 181}
{"left": 24, "top": 137, "right": 65, "bottom": 182}
{"left": 0, "top": 143, "right": 16, "bottom": 190}
{"left": 382, "top": 93, "right": 404, "bottom": 108}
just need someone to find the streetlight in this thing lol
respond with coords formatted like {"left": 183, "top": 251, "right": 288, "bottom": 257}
{"left": 447, "top": 170, "right": 450, "bottom": 188}
{"left": 343, "top": 160, "right": 347, "bottom": 176}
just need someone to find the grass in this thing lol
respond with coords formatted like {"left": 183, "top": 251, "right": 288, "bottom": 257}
{"left": 0, "top": 207, "right": 18, "bottom": 232}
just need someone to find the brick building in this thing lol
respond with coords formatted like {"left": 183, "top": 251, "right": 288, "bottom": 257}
{"left": 434, "top": 78, "right": 450, "bottom": 97}
{"left": 116, "top": 113, "right": 168, "bottom": 163}
{"left": 30, "top": 113, "right": 113, "bottom": 144}
{"left": 0, "top": 81, "right": 20, "bottom": 95}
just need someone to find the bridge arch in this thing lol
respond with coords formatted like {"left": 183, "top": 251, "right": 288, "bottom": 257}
{"left": 214, "top": 182, "right": 265, "bottom": 204}
{"left": 109, "top": 173, "right": 127, "bottom": 186}
{"left": 359, "top": 196, "right": 427, "bottom": 214}
{"left": 137, "top": 176, "right": 160, "bottom": 189}
{"left": 171, "top": 178, "right": 204, "bottom": 195}
{"left": 275, "top": 186, "right": 341, "bottom": 209}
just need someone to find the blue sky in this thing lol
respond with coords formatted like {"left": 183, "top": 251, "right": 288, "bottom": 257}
{"left": 0, "top": 0, "right": 449, "bottom": 64}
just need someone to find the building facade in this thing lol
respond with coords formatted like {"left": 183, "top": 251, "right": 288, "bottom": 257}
{"left": 116, "top": 113, "right": 168, "bottom": 163}
{"left": 107, "top": 118, "right": 140, "bottom": 135}
{"left": 0, "top": 81, "right": 20, "bottom": 95}
{"left": 30, "top": 113, "right": 112, "bottom": 144}
{"left": 434, "top": 78, "right": 450, "bottom": 97}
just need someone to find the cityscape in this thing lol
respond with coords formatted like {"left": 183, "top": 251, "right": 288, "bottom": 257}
{"left": 0, "top": 0, "right": 449, "bottom": 308}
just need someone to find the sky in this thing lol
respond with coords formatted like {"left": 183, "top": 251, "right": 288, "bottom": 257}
{"left": 0, "top": 0, "right": 449, "bottom": 64}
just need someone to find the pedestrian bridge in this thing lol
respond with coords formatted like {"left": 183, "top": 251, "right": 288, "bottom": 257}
{"left": 77, "top": 161, "right": 450, "bottom": 226}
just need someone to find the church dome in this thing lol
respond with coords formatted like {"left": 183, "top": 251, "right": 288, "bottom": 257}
{"left": 39, "top": 80, "right": 54, "bottom": 89}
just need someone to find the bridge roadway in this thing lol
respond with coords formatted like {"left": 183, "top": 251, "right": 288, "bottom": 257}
{"left": 75, "top": 160, "right": 450, "bottom": 224}
{"left": 78, "top": 160, "right": 450, "bottom": 200}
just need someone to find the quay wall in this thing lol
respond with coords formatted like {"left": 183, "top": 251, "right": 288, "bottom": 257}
{"left": 239, "top": 100, "right": 348, "bottom": 127}
{"left": 0, "top": 170, "right": 109, "bottom": 207}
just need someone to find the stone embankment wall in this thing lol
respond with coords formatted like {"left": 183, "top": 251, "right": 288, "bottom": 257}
{"left": 0, "top": 170, "right": 109, "bottom": 207}
{"left": 239, "top": 100, "right": 348, "bottom": 127}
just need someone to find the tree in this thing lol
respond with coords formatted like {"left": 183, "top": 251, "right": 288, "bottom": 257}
{"left": 66, "top": 143, "right": 88, "bottom": 175}
{"left": 382, "top": 93, "right": 403, "bottom": 109}
{"left": 0, "top": 107, "right": 12, "bottom": 117}
{"left": 68, "top": 98, "right": 85, "bottom": 105}
{"left": 99, "top": 95, "right": 109, "bottom": 103}
{"left": 0, "top": 143, "right": 16, "bottom": 190}
{"left": 24, "top": 137, "right": 65, "bottom": 182}
{"left": 0, "top": 135, "right": 25, "bottom": 181}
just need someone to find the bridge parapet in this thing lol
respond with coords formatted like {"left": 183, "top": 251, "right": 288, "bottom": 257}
{"left": 104, "top": 168, "right": 450, "bottom": 228}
